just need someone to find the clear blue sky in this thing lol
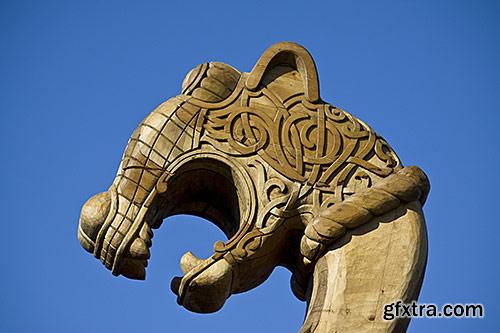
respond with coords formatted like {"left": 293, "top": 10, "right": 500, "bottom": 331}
{"left": 1, "top": 1, "right": 499, "bottom": 332}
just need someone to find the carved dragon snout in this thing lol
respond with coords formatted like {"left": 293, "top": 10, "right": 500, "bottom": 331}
{"left": 78, "top": 42, "right": 430, "bottom": 332}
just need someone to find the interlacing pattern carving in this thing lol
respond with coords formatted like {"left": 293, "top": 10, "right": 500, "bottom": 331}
{"left": 202, "top": 94, "right": 399, "bottom": 186}
{"left": 78, "top": 42, "right": 429, "bottom": 333}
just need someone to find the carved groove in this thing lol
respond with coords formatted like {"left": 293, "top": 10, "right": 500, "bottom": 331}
{"left": 78, "top": 42, "right": 429, "bottom": 333}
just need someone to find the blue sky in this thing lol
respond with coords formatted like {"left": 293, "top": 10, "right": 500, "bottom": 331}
{"left": 1, "top": 1, "right": 499, "bottom": 332}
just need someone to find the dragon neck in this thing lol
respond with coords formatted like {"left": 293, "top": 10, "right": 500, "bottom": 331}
{"left": 300, "top": 201, "right": 428, "bottom": 333}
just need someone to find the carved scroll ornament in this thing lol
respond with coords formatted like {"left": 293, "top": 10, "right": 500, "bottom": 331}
{"left": 78, "top": 42, "right": 429, "bottom": 333}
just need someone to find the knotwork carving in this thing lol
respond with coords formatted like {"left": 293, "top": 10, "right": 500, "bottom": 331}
{"left": 201, "top": 94, "right": 399, "bottom": 186}
{"left": 78, "top": 42, "right": 429, "bottom": 333}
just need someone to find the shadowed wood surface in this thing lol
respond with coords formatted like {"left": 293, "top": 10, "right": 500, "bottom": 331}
{"left": 77, "top": 41, "right": 430, "bottom": 332}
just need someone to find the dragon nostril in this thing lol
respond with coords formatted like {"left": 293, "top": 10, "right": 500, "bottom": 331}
{"left": 78, "top": 191, "right": 111, "bottom": 253}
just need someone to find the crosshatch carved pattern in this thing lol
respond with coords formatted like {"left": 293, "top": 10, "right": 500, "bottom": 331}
{"left": 78, "top": 42, "right": 430, "bottom": 333}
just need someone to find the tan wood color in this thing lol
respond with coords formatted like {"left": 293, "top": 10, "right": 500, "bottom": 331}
{"left": 78, "top": 42, "right": 429, "bottom": 333}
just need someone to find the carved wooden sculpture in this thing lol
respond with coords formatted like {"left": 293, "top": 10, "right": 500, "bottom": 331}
{"left": 78, "top": 42, "right": 429, "bottom": 332}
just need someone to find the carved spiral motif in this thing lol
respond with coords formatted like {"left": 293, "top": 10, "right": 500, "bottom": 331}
{"left": 78, "top": 42, "right": 429, "bottom": 333}
{"left": 203, "top": 92, "right": 400, "bottom": 188}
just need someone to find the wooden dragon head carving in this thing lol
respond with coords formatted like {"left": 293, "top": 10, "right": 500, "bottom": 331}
{"left": 78, "top": 42, "right": 429, "bottom": 332}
